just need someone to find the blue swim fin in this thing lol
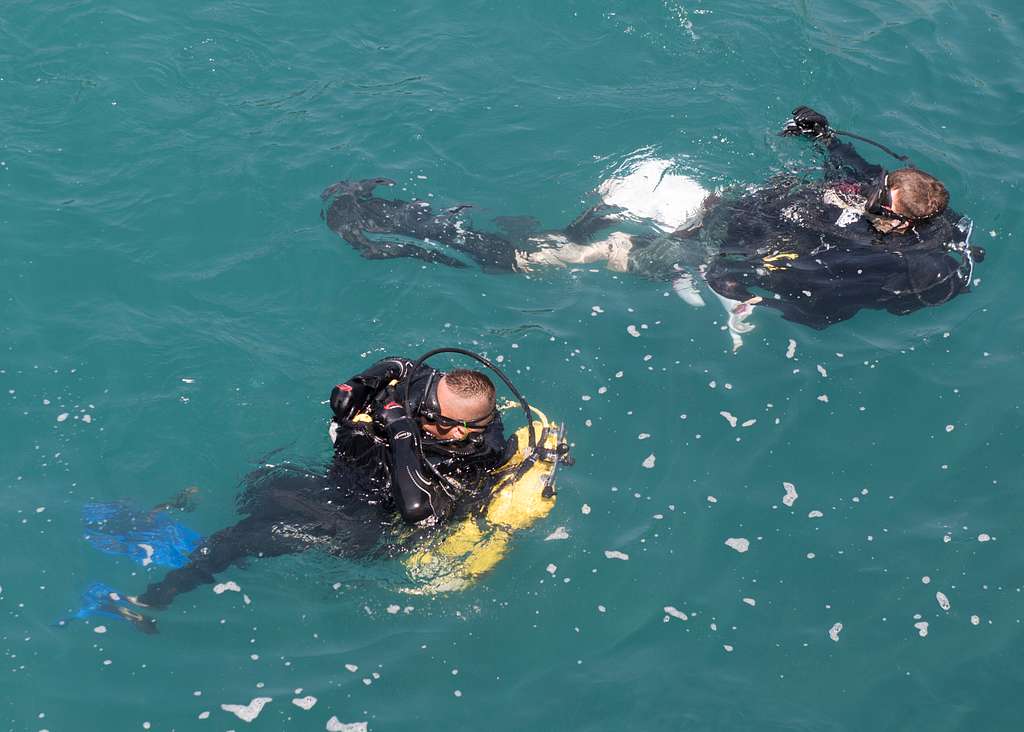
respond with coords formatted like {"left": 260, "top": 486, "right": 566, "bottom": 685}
{"left": 82, "top": 501, "right": 202, "bottom": 569}
{"left": 60, "top": 581, "right": 157, "bottom": 634}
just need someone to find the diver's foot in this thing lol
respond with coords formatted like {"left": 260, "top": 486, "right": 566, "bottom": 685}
{"left": 672, "top": 273, "right": 706, "bottom": 307}
{"left": 124, "top": 594, "right": 150, "bottom": 608}
{"left": 72, "top": 584, "right": 159, "bottom": 634}
{"left": 114, "top": 605, "right": 159, "bottom": 634}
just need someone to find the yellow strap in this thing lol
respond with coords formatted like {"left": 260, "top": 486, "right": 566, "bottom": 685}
{"left": 762, "top": 251, "right": 799, "bottom": 271}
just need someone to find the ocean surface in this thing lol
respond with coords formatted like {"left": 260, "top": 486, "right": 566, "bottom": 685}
{"left": 3, "top": 1, "right": 1023, "bottom": 730}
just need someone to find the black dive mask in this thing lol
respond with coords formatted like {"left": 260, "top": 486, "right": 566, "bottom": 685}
{"left": 863, "top": 172, "right": 912, "bottom": 223}
{"left": 415, "top": 370, "right": 497, "bottom": 431}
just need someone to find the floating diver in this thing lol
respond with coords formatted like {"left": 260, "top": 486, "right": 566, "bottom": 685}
{"left": 67, "top": 348, "right": 570, "bottom": 630}
{"left": 321, "top": 106, "right": 985, "bottom": 348}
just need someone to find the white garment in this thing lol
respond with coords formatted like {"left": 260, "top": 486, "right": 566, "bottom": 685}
{"left": 597, "top": 158, "right": 709, "bottom": 233}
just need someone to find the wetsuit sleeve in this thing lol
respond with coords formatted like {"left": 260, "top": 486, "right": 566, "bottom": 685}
{"left": 821, "top": 136, "right": 884, "bottom": 183}
{"left": 387, "top": 427, "right": 449, "bottom": 523}
{"left": 376, "top": 400, "right": 451, "bottom": 524}
{"left": 330, "top": 357, "right": 415, "bottom": 422}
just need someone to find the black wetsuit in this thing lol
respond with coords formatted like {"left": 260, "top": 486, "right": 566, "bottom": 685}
{"left": 321, "top": 178, "right": 525, "bottom": 272}
{"left": 694, "top": 137, "right": 980, "bottom": 329}
{"left": 322, "top": 137, "right": 981, "bottom": 330}
{"left": 136, "top": 358, "right": 511, "bottom": 609}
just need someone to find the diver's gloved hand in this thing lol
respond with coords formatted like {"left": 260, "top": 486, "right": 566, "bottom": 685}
{"left": 378, "top": 400, "right": 418, "bottom": 440}
{"left": 330, "top": 381, "right": 373, "bottom": 422}
{"left": 781, "top": 106, "right": 832, "bottom": 139}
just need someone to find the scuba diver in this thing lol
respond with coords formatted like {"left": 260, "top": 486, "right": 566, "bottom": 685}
{"left": 75, "top": 350, "right": 566, "bottom": 630}
{"left": 321, "top": 106, "right": 984, "bottom": 343}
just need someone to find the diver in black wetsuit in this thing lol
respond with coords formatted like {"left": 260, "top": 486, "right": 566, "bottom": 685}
{"left": 692, "top": 106, "right": 984, "bottom": 330}
{"left": 128, "top": 356, "right": 513, "bottom": 613}
{"left": 321, "top": 106, "right": 984, "bottom": 333}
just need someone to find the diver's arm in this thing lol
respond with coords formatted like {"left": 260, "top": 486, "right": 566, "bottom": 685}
{"left": 378, "top": 401, "right": 447, "bottom": 524}
{"left": 330, "top": 357, "right": 415, "bottom": 422}
{"left": 780, "top": 106, "right": 882, "bottom": 182}
{"left": 822, "top": 136, "right": 883, "bottom": 182}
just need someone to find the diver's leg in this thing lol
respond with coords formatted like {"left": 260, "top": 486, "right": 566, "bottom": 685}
{"left": 133, "top": 515, "right": 296, "bottom": 609}
{"left": 517, "top": 232, "right": 635, "bottom": 272}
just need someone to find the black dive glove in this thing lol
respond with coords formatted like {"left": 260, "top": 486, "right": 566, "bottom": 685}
{"left": 377, "top": 399, "right": 418, "bottom": 440}
{"left": 330, "top": 381, "right": 373, "bottom": 422}
{"left": 780, "top": 106, "right": 832, "bottom": 140}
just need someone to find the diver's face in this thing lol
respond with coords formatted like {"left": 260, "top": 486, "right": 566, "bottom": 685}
{"left": 867, "top": 184, "right": 913, "bottom": 235}
{"left": 419, "top": 377, "right": 494, "bottom": 441}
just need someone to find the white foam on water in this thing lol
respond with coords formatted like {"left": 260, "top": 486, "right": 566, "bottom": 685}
{"left": 213, "top": 581, "right": 241, "bottom": 594}
{"left": 604, "top": 550, "right": 629, "bottom": 561}
{"left": 782, "top": 482, "right": 798, "bottom": 507}
{"left": 936, "top": 592, "right": 951, "bottom": 611}
{"left": 292, "top": 696, "right": 317, "bottom": 710}
{"left": 816, "top": 364, "right": 828, "bottom": 377}
{"left": 137, "top": 543, "right": 155, "bottom": 567}
{"left": 786, "top": 340, "right": 797, "bottom": 359}
{"left": 914, "top": 621, "right": 929, "bottom": 638}
{"left": 725, "top": 537, "right": 749, "bottom": 553}
{"left": 221, "top": 697, "right": 271, "bottom": 722}
{"left": 326, "top": 718, "right": 367, "bottom": 732}
{"left": 829, "top": 623, "right": 843, "bottom": 642}
{"left": 719, "top": 411, "right": 738, "bottom": 427}
{"left": 970, "top": 615, "right": 980, "bottom": 626}
{"left": 664, "top": 606, "right": 688, "bottom": 621}
{"left": 978, "top": 533, "right": 992, "bottom": 542}
{"left": 742, "top": 598, "right": 756, "bottom": 607}
{"left": 581, "top": 503, "right": 591, "bottom": 515}
{"left": 817, "top": 394, "right": 829, "bottom": 403}
{"left": 544, "top": 526, "right": 569, "bottom": 541}
{"left": 546, "top": 564, "right": 558, "bottom": 575}
{"left": 808, "top": 510, "right": 824, "bottom": 519}
{"left": 344, "top": 664, "right": 358, "bottom": 673}
{"left": 642, "top": 454, "right": 656, "bottom": 469}
{"left": 627, "top": 325, "right": 641, "bottom": 337}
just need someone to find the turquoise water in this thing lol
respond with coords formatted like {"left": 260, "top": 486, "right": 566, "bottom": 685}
{"left": 3, "top": 1, "right": 1023, "bottom": 729}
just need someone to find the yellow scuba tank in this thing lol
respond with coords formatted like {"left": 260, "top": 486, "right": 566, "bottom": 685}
{"left": 403, "top": 404, "right": 569, "bottom": 594}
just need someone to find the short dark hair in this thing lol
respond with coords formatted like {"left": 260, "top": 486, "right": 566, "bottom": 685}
{"left": 889, "top": 168, "right": 949, "bottom": 220}
{"left": 443, "top": 369, "right": 496, "bottom": 406}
